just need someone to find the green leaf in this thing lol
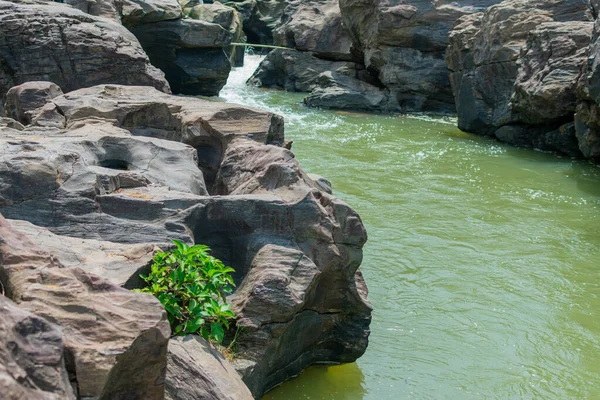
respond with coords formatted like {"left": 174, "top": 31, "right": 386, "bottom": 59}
{"left": 211, "top": 322, "right": 225, "bottom": 343}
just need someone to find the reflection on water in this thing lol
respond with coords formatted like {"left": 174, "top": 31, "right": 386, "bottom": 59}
{"left": 219, "top": 56, "right": 600, "bottom": 400}
{"left": 263, "top": 363, "right": 366, "bottom": 400}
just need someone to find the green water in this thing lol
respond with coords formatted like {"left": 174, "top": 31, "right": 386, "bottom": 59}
{"left": 220, "top": 56, "right": 600, "bottom": 399}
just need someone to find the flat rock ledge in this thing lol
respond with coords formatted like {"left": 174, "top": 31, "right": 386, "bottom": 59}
{"left": 0, "top": 82, "right": 372, "bottom": 398}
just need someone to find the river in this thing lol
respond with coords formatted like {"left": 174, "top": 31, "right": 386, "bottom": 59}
{"left": 219, "top": 55, "right": 600, "bottom": 399}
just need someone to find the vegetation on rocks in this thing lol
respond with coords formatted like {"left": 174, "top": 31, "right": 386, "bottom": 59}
{"left": 137, "top": 240, "right": 236, "bottom": 344}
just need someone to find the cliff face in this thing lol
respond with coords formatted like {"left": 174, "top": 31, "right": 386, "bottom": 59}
{"left": 447, "top": 0, "right": 595, "bottom": 157}
{"left": 339, "top": 0, "right": 503, "bottom": 113}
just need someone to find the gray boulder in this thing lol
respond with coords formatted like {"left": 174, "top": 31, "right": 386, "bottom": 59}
{"left": 5, "top": 82, "right": 63, "bottom": 125}
{"left": 304, "top": 71, "right": 390, "bottom": 111}
{"left": 249, "top": 49, "right": 389, "bottom": 111}
{"left": 447, "top": 0, "right": 593, "bottom": 156}
{"left": 0, "top": 295, "right": 75, "bottom": 400}
{"left": 273, "top": 0, "right": 354, "bottom": 61}
{"left": 248, "top": 49, "right": 357, "bottom": 92}
{"left": 165, "top": 336, "right": 253, "bottom": 400}
{"left": 0, "top": 82, "right": 372, "bottom": 398}
{"left": 0, "top": 1, "right": 170, "bottom": 101}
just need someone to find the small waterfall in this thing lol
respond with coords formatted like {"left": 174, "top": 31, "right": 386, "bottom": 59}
{"left": 219, "top": 55, "right": 264, "bottom": 106}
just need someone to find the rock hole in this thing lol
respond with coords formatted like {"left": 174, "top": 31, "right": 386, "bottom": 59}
{"left": 99, "top": 159, "right": 130, "bottom": 170}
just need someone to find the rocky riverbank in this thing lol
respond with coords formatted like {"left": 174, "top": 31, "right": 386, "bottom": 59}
{"left": 246, "top": 0, "right": 600, "bottom": 163}
{"left": 0, "top": 0, "right": 372, "bottom": 399}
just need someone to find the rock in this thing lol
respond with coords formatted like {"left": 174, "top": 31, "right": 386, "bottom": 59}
{"left": 185, "top": 2, "right": 246, "bottom": 67}
{"left": 0, "top": 83, "right": 371, "bottom": 398}
{"left": 0, "top": 295, "right": 75, "bottom": 400}
{"left": 64, "top": 0, "right": 121, "bottom": 20}
{"left": 307, "top": 173, "right": 332, "bottom": 194}
{"left": 65, "top": 0, "right": 183, "bottom": 24}
{"left": 0, "top": 117, "right": 25, "bottom": 131}
{"left": 223, "top": 0, "right": 287, "bottom": 45}
{"left": 447, "top": 0, "right": 593, "bottom": 156}
{"left": 5, "top": 82, "right": 64, "bottom": 125}
{"left": 0, "top": 213, "right": 170, "bottom": 400}
{"left": 165, "top": 336, "right": 253, "bottom": 400}
{"left": 249, "top": 49, "right": 388, "bottom": 111}
{"left": 7, "top": 219, "right": 158, "bottom": 288}
{"left": 339, "top": 0, "right": 503, "bottom": 113}
{"left": 511, "top": 21, "right": 593, "bottom": 125}
{"left": 120, "top": 0, "right": 183, "bottom": 26}
{"left": 576, "top": 18, "right": 600, "bottom": 162}
{"left": 130, "top": 18, "right": 233, "bottom": 95}
{"left": 304, "top": 71, "right": 389, "bottom": 111}
{"left": 273, "top": 0, "right": 354, "bottom": 61}
{"left": 248, "top": 49, "right": 357, "bottom": 92}
{"left": 0, "top": 1, "right": 170, "bottom": 101}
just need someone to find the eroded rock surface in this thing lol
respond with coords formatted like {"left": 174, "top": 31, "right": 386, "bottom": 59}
{"left": 273, "top": 0, "right": 353, "bottom": 61}
{"left": 0, "top": 213, "right": 170, "bottom": 399}
{"left": 0, "top": 1, "right": 170, "bottom": 101}
{"left": 339, "top": 0, "right": 503, "bottom": 113}
{"left": 576, "top": 18, "right": 600, "bottom": 162}
{"left": 447, "top": 0, "right": 593, "bottom": 156}
{"left": 166, "top": 336, "right": 253, "bottom": 400}
{"left": 0, "top": 82, "right": 372, "bottom": 398}
{"left": 0, "top": 295, "right": 75, "bottom": 400}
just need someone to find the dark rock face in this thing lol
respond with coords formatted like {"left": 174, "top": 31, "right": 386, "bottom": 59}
{"left": 224, "top": 0, "right": 287, "bottom": 45}
{"left": 339, "top": 0, "right": 503, "bottom": 113}
{"left": 165, "top": 336, "right": 253, "bottom": 400}
{"left": 273, "top": 0, "right": 354, "bottom": 61}
{"left": 0, "top": 1, "right": 170, "bottom": 102}
{"left": 0, "top": 213, "right": 170, "bottom": 400}
{"left": 447, "top": 0, "right": 593, "bottom": 156}
{"left": 130, "top": 18, "right": 233, "bottom": 96}
{"left": 0, "top": 82, "right": 372, "bottom": 398}
{"left": 576, "top": 18, "right": 600, "bottom": 162}
{"left": 0, "top": 295, "right": 75, "bottom": 400}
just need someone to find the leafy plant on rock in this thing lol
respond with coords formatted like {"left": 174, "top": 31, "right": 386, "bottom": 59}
{"left": 136, "top": 240, "right": 236, "bottom": 344}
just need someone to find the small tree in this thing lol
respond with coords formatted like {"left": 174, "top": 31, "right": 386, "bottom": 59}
{"left": 137, "top": 240, "right": 235, "bottom": 343}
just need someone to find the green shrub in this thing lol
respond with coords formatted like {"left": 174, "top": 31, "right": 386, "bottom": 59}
{"left": 136, "top": 240, "right": 235, "bottom": 343}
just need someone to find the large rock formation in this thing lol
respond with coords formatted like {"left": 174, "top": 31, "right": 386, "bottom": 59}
{"left": 130, "top": 18, "right": 233, "bottom": 96}
{"left": 60, "top": 0, "right": 239, "bottom": 96}
{"left": 575, "top": 17, "right": 600, "bottom": 162}
{"left": 249, "top": 48, "right": 389, "bottom": 111}
{"left": 0, "top": 295, "right": 75, "bottom": 400}
{"left": 338, "top": 0, "right": 503, "bottom": 113}
{"left": 447, "top": 0, "right": 594, "bottom": 156}
{"left": 0, "top": 1, "right": 170, "bottom": 102}
{"left": 0, "top": 82, "right": 372, "bottom": 398}
{"left": 0, "top": 213, "right": 170, "bottom": 399}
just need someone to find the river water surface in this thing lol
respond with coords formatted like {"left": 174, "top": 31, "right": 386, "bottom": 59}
{"left": 219, "top": 56, "right": 600, "bottom": 399}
